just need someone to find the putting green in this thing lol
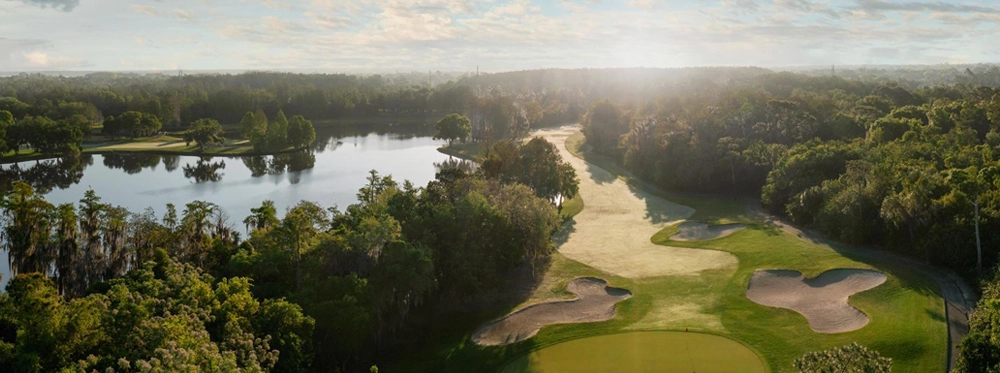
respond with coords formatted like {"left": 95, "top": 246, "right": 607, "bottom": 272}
{"left": 500, "top": 331, "right": 766, "bottom": 373}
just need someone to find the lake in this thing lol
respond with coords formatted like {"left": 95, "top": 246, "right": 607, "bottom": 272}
{"left": 0, "top": 124, "right": 473, "bottom": 289}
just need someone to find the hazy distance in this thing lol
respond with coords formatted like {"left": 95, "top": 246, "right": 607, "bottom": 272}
{"left": 2, "top": 0, "right": 999, "bottom": 73}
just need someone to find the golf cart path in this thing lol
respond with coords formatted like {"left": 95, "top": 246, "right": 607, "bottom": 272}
{"left": 748, "top": 201, "right": 975, "bottom": 371}
{"left": 536, "top": 127, "right": 737, "bottom": 279}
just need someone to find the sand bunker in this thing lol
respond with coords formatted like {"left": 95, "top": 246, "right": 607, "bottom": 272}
{"left": 746, "top": 269, "right": 887, "bottom": 333}
{"left": 472, "top": 277, "right": 632, "bottom": 346}
{"left": 671, "top": 222, "right": 746, "bottom": 241}
{"left": 537, "top": 127, "right": 738, "bottom": 278}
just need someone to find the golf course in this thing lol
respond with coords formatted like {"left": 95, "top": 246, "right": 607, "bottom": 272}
{"left": 454, "top": 126, "right": 957, "bottom": 372}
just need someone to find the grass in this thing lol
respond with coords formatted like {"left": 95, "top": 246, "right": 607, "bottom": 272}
{"left": 558, "top": 195, "right": 583, "bottom": 221}
{"left": 500, "top": 331, "right": 766, "bottom": 373}
{"left": 1, "top": 135, "right": 302, "bottom": 163}
{"left": 437, "top": 142, "right": 482, "bottom": 161}
{"left": 387, "top": 129, "right": 947, "bottom": 373}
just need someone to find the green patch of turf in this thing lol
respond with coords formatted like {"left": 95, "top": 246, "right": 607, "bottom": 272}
{"left": 558, "top": 194, "right": 583, "bottom": 221}
{"left": 437, "top": 142, "right": 482, "bottom": 161}
{"left": 501, "top": 331, "right": 766, "bottom": 373}
{"left": 381, "top": 128, "right": 948, "bottom": 373}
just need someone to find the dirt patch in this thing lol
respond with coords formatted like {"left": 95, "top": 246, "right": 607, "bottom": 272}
{"left": 472, "top": 277, "right": 632, "bottom": 346}
{"left": 536, "top": 127, "right": 738, "bottom": 278}
{"left": 671, "top": 222, "right": 746, "bottom": 241}
{"left": 746, "top": 269, "right": 887, "bottom": 333}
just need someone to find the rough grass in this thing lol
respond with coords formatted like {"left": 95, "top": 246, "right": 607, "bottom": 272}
{"left": 558, "top": 195, "right": 582, "bottom": 221}
{"left": 2, "top": 136, "right": 297, "bottom": 163}
{"left": 387, "top": 128, "right": 947, "bottom": 373}
{"left": 437, "top": 142, "right": 482, "bottom": 161}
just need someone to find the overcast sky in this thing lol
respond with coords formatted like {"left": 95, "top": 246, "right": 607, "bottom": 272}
{"left": 1, "top": 0, "right": 998, "bottom": 72}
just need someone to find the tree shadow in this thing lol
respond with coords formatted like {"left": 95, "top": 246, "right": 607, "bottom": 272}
{"left": 551, "top": 219, "right": 577, "bottom": 249}
{"left": 623, "top": 182, "right": 693, "bottom": 224}
{"left": 925, "top": 308, "right": 946, "bottom": 323}
{"left": 583, "top": 161, "right": 616, "bottom": 184}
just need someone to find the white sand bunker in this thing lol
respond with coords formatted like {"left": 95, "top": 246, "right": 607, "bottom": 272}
{"left": 747, "top": 269, "right": 887, "bottom": 333}
{"left": 536, "top": 127, "right": 738, "bottom": 278}
{"left": 472, "top": 277, "right": 632, "bottom": 346}
{"left": 671, "top": 222, "right": 746, "bottom": 241}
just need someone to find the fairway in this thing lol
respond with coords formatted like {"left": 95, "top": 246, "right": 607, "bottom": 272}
{"left": 500, "top": 332, "right": 766, "bottom": 373}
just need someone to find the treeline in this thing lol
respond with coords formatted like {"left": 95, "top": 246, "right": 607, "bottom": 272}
{"left": 239, "top": 109, "right": 316, "bottom": 152}
{"left": 792, "top": 63, "right": 1000, "bottom": 89}
{"left": 0, "top": 136, "right": 577, "bottom": 371}
{"left": 0, "top": 109, "right": 84, "bottom": 157}
{"left": 0, "top": 68, "right": 778, "bottom": 161}
{"left": 957, "top": 266, "right": 1000, "bottom": 372}
{"left": 580, "top": 72, "right": 1000, "bottom": 271}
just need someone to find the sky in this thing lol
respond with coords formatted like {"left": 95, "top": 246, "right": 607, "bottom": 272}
{"left": 1, "top": 0, "right": 999, "bottom": 73}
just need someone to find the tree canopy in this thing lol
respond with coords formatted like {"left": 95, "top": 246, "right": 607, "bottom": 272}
{"left": 434, "top": 113, "right": 471, "bottom": 146}
{"left": 184, "top": 118, "right": 225, "bottom": 150}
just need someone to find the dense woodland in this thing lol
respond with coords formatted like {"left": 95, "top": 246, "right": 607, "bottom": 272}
{"left": 0, "top": 126, "right": 578, "bottom": 371}
{"left": 580, "top": 72, "right": 1000, "bottom": 272}
{"left": 5, "top": 66, "right": 1000, "bottom": 371}
{"left": 0, "top": 68, "right": 768, "bottom": 161}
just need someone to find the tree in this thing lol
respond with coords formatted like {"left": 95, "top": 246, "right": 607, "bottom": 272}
{"left": 244, "top": 200, "right": 279, "bottom": 234}
{"left": 794, "top": 343, "right": 892, "bottom": 373}
{"left": 287, "top": 115, "right": 316, "bottom": 148}
{"left": 239, "top": 111, "right": 257, "bottom": 140}
{"left": 184, "top": 118, "right": 225, "bottom": 150}
{"left": 581, "top": 100, "right": 628, "bottom": 155}
{"left": 241, "top": 110, "right": 269, "bottom": 147}
{"left": 280, "top": 201, "right": 328, "bottom": 292}
{"left": 17, "top": 116, "right": 83, "bottom": 156}
{"left": 137, "top": 114, "right": 162, "bottom": 137}
{"left": 104, "top": 111, "right": 143, "bottom": 139}
{"left": 0, "top": 181, "right": 56, "bottom": 277}
{"left": 434, "top": 113, "right": 471, "bottom": 146}
{"left": 0, "top": 110, "right": 12, "bottom": 157}
{"left": 956, "top": 266, "right": 1000, "bottom": 372}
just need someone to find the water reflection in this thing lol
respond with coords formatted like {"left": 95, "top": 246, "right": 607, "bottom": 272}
{"left": 103, "top": 153, "right": 162, "bottom": 174}
{"left": 435, "top": 157, "right": 477, "bottom": 173}
{"left": 241, "top": 151, "right": 316, "bottom": 178}
{"left": 4, "top": 123, "right": 445, "bottom": 197}
{"left": 1, "top": 124, "right": 451, "bottom": 291}
{"left": 0, "top": 155, "right": 93, "bottom": 194}
{"left": 163, "top": 155, "right": 180, "bottom": 172}
{"left": 183, "top": 157, "right": 227, "bottom": 183}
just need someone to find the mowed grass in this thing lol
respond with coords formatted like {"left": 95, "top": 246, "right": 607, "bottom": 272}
{"left": 437, "top": 142, "right": 482, "bottom": 161}
{"left": 387, "top": 129, "right": 947, "bottom": 373}
{"left": 1, "top": 136, "right": 301, "bottom": 163}
{"left": 500, "top": 331, "right": 766, "bottom": 373}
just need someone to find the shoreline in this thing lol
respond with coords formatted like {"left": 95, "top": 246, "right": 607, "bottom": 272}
{"left": 2, "top": 116, "right": 440, "bottom": 164}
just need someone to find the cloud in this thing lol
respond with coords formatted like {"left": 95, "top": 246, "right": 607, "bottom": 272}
{"left": 174, "top": 9, "right": 195, "bottom": 22}
{"left": 8, "top": 0, "right": 78, "bottom": 12}
{"left": 130, "top": 4, "right": 159, "bottom": 16}
{"left": 306, "top": 12, "right": 353, "bottom": 30}
{"left": 218, "top": 16, "right": 313, "bottom": 44}
{"left": 773, "top": 0, "right": 842, "bottom": 18}
{"left": 854, "top": 0, "right": 1000, "bottom": 14}
{"left": 241, "top": 0, "right": 299, "bottom": 10}
{"left": 624, "top": 0, "right": 658, "bottom": 10}
{"left": 18, "top": 51, "right": 89, "bottom": 69}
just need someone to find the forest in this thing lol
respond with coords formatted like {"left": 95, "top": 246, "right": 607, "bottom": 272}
{"left": 0, "top": 120, "right": 578, "bottom": 372}
{"left": 5, "top": 66, "right": 1000, "bottom": 371}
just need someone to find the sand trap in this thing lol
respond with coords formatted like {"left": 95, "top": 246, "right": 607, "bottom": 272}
{"left": 671, "top": 222, "right": 746, "bottom": 241}
{"left": 472, "top": 277, "right": 632, "bottom": 346}
{"left": 537, "top": 127, "right": 738, "bottom": 278}
{"left": 746, "top": 269, "right": 887, "bottom": 333}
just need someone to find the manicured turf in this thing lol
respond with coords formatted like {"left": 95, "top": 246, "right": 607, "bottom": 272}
{"left": 1, "top": 136, "right": 301, "bottom": 163}
{"left": 437, "top": 142, "right": 483, "bottom": 161}
{"left": 500, "top": 331, "right": 766, "bottom": 373}
{"left": 385, "top": 128, "right": 947, "bottom": 373}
